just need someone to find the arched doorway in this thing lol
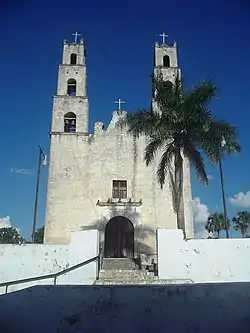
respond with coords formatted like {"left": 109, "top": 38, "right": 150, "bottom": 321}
{"left": 104, "top": 216, "right": 134, "bottom": 258}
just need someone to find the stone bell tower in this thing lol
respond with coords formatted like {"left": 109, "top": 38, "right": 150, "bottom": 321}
{"left": 44, "top": 33, "right": 90, "bottom": 243}
{"left": 152, "top": 33, "right": 181, "bottom": 112}
{"left": 50, "top": 33, "right": 89, "bottom": 133}
{"left": 154, "top": 32, "right": 180, "bottom": 81}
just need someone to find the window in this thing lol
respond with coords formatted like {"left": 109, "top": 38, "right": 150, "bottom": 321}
{"left": 163, "top": 55, "right": 170, "bottom": 67}
{"left": 70, "top": 53, "right": 77, "bottom": 65}
{"left": 67, "top": 79, "right": 77, "bottom": 96}
{"left": 112, "top": 180, "right": 127, "bottom": 199}
{"left": 165, "top": 80, "right": 173, "bottom": 89}
{"left": 64, "top": 112, "right": 76, "bottom": 132}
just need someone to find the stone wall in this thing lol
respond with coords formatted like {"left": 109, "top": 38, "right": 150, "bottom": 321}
{"left": 0, "top": 230, "right": 99, "bottom": 294}
{"left": 158, "top": 229, "right": 250, "bottom": 283}
{"left": 45, "top": 111, "right": 194, "bottom": 253}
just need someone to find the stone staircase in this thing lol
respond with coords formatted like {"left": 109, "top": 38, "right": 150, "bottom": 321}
{"left": 94, "top": 258, "right": 193, "bottom": 285}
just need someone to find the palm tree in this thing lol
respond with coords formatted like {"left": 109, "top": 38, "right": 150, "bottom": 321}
{"left": 232, "top": 211, "right": 250, "bottom": 238}
{"left": 205, "top": 212, "right": 230, "bottom": 238}
{"left": 124, "top": 74, "right": 240, "bottom": 236}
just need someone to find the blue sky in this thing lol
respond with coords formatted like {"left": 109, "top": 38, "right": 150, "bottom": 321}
{"left": 0, "top": 0, "right": 249, "bottom": 239}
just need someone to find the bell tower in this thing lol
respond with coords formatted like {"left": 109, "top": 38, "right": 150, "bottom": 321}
{"left": 45, "top": 33, "right": 90, "bottom": 244}
{"left": 154, "top": 32, "right": 180, "bottom": 82}
{"left": 51, "top": 33, "right": 89, "bottom": 134}
{"left": 152, "top": 33, "right": 181, "bottom": 113}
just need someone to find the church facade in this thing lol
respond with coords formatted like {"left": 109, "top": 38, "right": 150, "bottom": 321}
{"left": 44, "top": 35, "right": 194, "bottom": 261}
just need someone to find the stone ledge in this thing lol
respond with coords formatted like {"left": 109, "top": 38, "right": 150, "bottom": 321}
{"left": 96, "top": 199, "right": 142, "bottom": 207}
{"left": 53, "top": 95, "right": 88, "bottom": 99}
{"left": 50, "top": 131, "right": 89, "bottom": 136}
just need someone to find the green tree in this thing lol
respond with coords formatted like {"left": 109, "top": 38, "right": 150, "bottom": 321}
{"left": 232, "top": 211, "right": 250, "bottom": 238}
{"left": 34, "top": 226, "right": 44, "bottom": 243}
{"left": 205, "top": 213, "right": 229, "bottom": 238}
{"left": 0, "top": 227, "right": 24, "bottom": 244}
{"left": 124, "top": 74, "right": 240, "bottom": 236}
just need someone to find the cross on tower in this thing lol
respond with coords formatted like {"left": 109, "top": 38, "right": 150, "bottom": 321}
{"left": 72, "top": 32, "right": 81, "bottom": 43}
{"left": 159, "top": 33, "right": 168, "bottom": 44}
{"left": 115, "top": 98, "right": 125, "bottom": 111}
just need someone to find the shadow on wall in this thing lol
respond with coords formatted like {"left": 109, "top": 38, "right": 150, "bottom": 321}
{"left": 1, "top": 283, "right": 250, "bottom": 333}
{"left": 81, "top": 205, "right": 155, "bottom": 257}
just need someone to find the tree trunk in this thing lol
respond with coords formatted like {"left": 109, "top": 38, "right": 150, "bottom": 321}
{"left": 174, "top": 153, "right": 185, "bottom": 239}
{"left": 217, "top": 230, "right": 220, "bottom": 238}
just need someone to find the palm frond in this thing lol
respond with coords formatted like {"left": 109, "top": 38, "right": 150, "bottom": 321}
{"left": 186, "top": 80, "right": 217, "bottom": 108}
{"left": 152, "top": 72, "right": 180, "bottom": 120}
{"left": 144, "top": 137, "right": 165, "bottom": 166}
{"left": 124, "top": 109, "right": 160, "bottom": 137}
{"left": 200, "top": 119, "right": 241, "bottom": 164}
{"left": 182, "top": 81, "right": 217, "bottom": 135}
{"left": 156, "top": 142, "right": 176, "bottom": 189}
{"left": 182, "top": 140, "right": 208, "bottom": 184}
{"left": 173, "top": 74, "right": 183, "bottom": 104}
{"left": 232, "top": 211, "right": 250, "bottom": 236}
{"left": 205, "top": 212, "right": 229, "bottom": 236}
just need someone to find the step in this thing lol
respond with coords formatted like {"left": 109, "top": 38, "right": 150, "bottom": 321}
{"left": 94, "top": 279, "right": 194, "bottom": 285}
{"left": 99, "top": 275, "right": 156, "bottom": 282}
{"left": 99, "top": 269, "right": 156, "bottom": 279}
{"left": 102, "top": 258, "right": 138, "bottom": 270}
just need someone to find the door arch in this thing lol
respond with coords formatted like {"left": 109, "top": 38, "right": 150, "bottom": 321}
{"left": 104, "top": 216, "right": 134, "bottom": 258}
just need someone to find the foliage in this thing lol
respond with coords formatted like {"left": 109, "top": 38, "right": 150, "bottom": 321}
{"left": 205, "top": 213, "right": 230, "bottom": 238}
{"left": 232, "top": 211, "right": 250, "bottom": 238}
{"left": 34, "top": 226, "right": 44, "bottom": 243}
{"left": 0, "top": 227, "right": 24, "bottom": 244}
{"left": 123, "top": 73, "right": 240, "bottom": 234}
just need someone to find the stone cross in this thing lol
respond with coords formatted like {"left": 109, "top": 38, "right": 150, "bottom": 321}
{"left": 72, "top": 32, "right": 81, "bottom": 43}
{"left": 115, "top": 98, "right": 125, "bottom": 111}
{"left": 160, "top": 33, "right": 168, "bottom": 44}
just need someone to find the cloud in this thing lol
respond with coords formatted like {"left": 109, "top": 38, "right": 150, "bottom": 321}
{"left": 10, "top": 167, "right": 32, "bottom": 175}
{"left": 0, "top": 216, "right": 20, "bottom": 233}
{"left": 0, "top": 216, "right": 11, "bottom": 228}
{"left": 192, "top": 197, "right": 210, "bottom": 239}
{"left": 228, "top": 191, "right": 250, "bottom": 208}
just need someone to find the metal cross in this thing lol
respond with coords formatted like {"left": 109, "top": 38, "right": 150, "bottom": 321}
{"left": 115, "top": 98, "right": 125, "bottom": 111}
{"left": 72, "top": 32, "right": 81, "bottom": 43}
{"left": 159, "top": 33, "right": 168, "bottom": 44}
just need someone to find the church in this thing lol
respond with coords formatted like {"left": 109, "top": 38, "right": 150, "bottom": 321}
{"left": 44, "top": 33, "right": 194, "bottom": 263}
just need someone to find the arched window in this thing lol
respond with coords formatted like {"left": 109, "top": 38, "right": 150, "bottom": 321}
{"left": 64, "top": 112, "right": 76, "bottom": 133}
{"left": 163, "top": 55, "right": 170, "bottom": 67}
{"left": 165, "top": 80, "right": 173, "bottom": 89}
{"left": 70, "top": 53, "right": 77, "bottom": 65}
{"left": 67, "top": 79, "right": 77, "bottom": 96}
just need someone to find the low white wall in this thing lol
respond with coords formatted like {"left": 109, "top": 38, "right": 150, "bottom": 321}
{"left": 0, "top": 230, "right": 99, "bottom": 294}
{"left": 157, "top": 229, "right": 250, "bottom": 283}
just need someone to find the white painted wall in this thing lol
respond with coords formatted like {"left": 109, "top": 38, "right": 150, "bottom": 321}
{"left": 0, "top": 230, "right": 99, "bottom": 294}
{"left": 157, "top": 229, "right": 250, "bottom": 283}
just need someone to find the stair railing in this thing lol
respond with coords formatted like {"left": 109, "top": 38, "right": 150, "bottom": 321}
{"left": 0, "top": 255, "right": 99, "bottom": 294}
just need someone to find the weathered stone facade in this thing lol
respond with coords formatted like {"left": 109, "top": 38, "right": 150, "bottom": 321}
{"left": 44, "top": 37, "right": 194, "bottom": 258}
